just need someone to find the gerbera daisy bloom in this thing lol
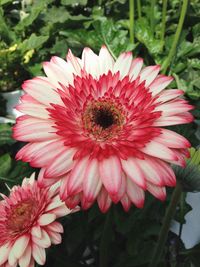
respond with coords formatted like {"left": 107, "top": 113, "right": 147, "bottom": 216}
{"left": 13, "top": 46, "right": 193, "bottom": 212}
{"left": 0, "top": 173, "right": 76, "bottom": 267}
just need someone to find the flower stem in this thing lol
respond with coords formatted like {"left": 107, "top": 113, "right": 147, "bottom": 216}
{"left": 149, "top": 181, "right": 183, "bottom": 267}
{"left": 161, "top": 0, "right": 168, "bottom": 46}
{"left": 137, "top": 0, "right": 141, "bottom": 18}
{"left": 150, "top": 0, "right": 156, "bottom": 34}
{"left": 99, "top": 209, "right": 112, "bottom": 267}
{"left": 162, "top": 0, "right": 188, "bottom": 74}
{"left": 129, "top": 0, "right": 134, "bottom": 44}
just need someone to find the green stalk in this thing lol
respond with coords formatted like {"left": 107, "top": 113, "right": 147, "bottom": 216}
{"left": 161, "top": 0, "right": 168, "bottom": 46}
{"left": 129, "top": 0, "right": 134, "bottom": 44}
{"left": 150, "top": 0, "right": 156, "bottom": 34}
{"left": 162, "top": 0, "right": 188, "bottom": 74}
{"left": 149, "top": 181, "right": 183, "bottom": 267}
{"left": 137, "top": 0, "right": 141, "bottom": 18}
{"left": 99, "top": 209, "right": 112, "bottom": 267}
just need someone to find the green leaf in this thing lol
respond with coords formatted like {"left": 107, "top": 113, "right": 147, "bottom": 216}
{"left": 0, "top": 153, "right": 12, "bottom": 177}
{"left": 135, "top": 18, "right": 163, "bottom": 56}
{"left": 0, "top": 124, "right": 15, "bottom": 145}
{"left": 43, "top": 6, "right": 69, "bottom": 23}
{"left": 20, "top": 33, "right": 49, "bottom": 52}
{"left": 0, "top": 7, "right": 15, "bottom": 42}
{"left": 61, "top": 0, "right": 88, "bottom": 5}
{"left": 15, "top": 1, "right": 47, "bottom": 31}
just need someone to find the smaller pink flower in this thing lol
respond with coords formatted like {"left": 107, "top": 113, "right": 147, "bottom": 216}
{"left": 0, "top": 173, "right": 77, "bottom": 267}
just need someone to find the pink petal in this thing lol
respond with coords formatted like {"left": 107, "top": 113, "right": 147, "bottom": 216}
{"left": 97, "top": 187, "right": 112, "bottom": 213}
{"left": 0, "top": 243, "right": 11, "bottom": 265}
{"left": 99, "top": 45, "right": 114, "bottom": 75}
{"left": 12, "top": 235, "right": 30, "bottom": 259}
{"left": 18, "top": 245, "right": 31, "bottom": 267}
{"left": 44, "top": 148, "right": 75, "bottom": 177}
{"left": 67, "top": 157, "right": 89, "bottom": 196}
{"left": 99, "top": 156, "right": 122, "bottom": 202}
{"left": 126, "top": 178, "right": 145, "bottom": 208}
{"left": 32, "top": 244, "right": 46, "bottom": 265}
{"left": 149, "top": 75, "right": 173, "bottom": 95}
{"left": 83, "top": 159, "right": 102, "bottom": 202}
{"left": 129, "top": 57, "right": 143, "bottom": 81}
{"left": 121, "top": 158, "right": 146, "bottom": 189}
{"left": 140, "top": 141, "right": 178, "bottom": 161}
{"left": 38, "top": 214, "right": 56, "bottom": 226}
{"left": 113, "top": 52, "right": 133, "bottom": 78}
{"left": 147, "top": 182, "right": 166, "bottom": 201}
{"left": 139, "top": 65, "right": 160, "bottom": 86}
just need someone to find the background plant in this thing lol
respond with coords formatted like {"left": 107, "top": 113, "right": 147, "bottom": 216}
{"left": 0, "top": 0, "right": 200, "bottom": 266}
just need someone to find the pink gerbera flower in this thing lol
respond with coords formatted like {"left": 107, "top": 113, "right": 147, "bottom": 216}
{"left": 0, "top": 173, "right": 75, "bottom": 267}
{"left": 13, "top": 46, "right": 193, "bottom": 212}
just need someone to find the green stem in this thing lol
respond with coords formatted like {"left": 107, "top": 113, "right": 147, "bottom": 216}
{"left": 150, "top": 0, "right": 156, "bottom": 34}
{"left": 99, "top": 209, "right": 112, "bottom": 267}
{"left": 137, "top": 0, "right": 141, "bottom": 18}
{"left": 162, "top": 0, "right": 188, "bottom": 74}
{"left": 129, "top": 0, "right": 134, "bottom": 44}
{"left": 161, "top": 0, "right": 168, "bottom": 46}
{"left": 149, "top": 181, "right": 183, "bottom": 267}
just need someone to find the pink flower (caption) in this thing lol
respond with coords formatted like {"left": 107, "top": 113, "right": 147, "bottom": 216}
{"left": 0, "top": 173, "right": 76, "bottom": 267}
{"left": 13, "top": 46, "right": 193, "bottom": 212}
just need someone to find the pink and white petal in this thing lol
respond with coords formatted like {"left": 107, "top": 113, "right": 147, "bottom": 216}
{"left": 146, "top": 182, "right": 166, "bottom": 201}
{"left": 8, "top": 249, "right": 17, "bottom": 266}
{"left": 15, "top": 141, "right": 51, "bottom": 162}
{"left": 32, "top": 229, "right": 51, "bottom": 248}
{"left": 18, "top": 245, "right": 32, "bottom": 267}
{"left": 44, "top": 148, "right": 75, "bottom": 177}
{"left": 48, "top": 231, "right": 62, "bottom": 245}
{"left": 149, "top": 75, "right": 173, "bottom": 95}
{"left": 154, "top": 129, "right": 191, "bottom": 148}
{"left": 12, "top": 235, "right": 30, "bottom": 259}
{"left": 43, "top": 61, "right": 72, "bottom": 87}
{"left": 13, "top": 120, "right": 57, "bottom": 142}
{"left": 120, "top": 193, "right": 131, "bottom": 212}
{"left": 129, "top": 57, "right": 143, "bottom": 81}
{"left": 30, "top": 140, "right": 67, "bottom": 168}
{"left": 31, "top": 225, "right": 42, "bottom": 239}
{"left": 38, "top": 214, "right": 56, "bottom": 226}
{"left": 154, "top": 89, "right": 184, "bottom": 103}
{"left": 139, "top": 65, "right": 160, "bottom": 86}
{"left": 67, "top": 49, "right": 82, "bottom": 76}
{"left": 99, "top": 156, "right": 122, "bottom": 202}
{"left": 83, "top": 158, "right": 102, "bottom": 202}
{"left": 50, "top": 204, "right": 71, "bottom": 217}
{"left": 0, "top": 243, "right": 11, "bottom": 265}
{"left": 67, "top": 157, "right": 89, "bottom": 196}
{"left": 121, "top": 158, "right": 146, "bottom": 189}
{"left": 99, "top": 45, "right": 114, "bottom": 75}
{"left": 65, "top": 194, "right": 81, "bottom": 209}
{"left": 153, "top": 112, "right": 194, "bottom": 126}
{"left": 140, "top": 140, "right": 178, "bottom": 162}
{"left": 113, "top": 52, "right": 133, "bottom": 79}
{"left": 22, "top": 78, "right": 63, "bottom": 106}
{"left": 154, "top": 101, "right": 193, "bottom": 116}
{"left": 16, "top": 102, "right": 49, "bottom": 119}
{"left": 82, "top": 47, "right": 100, "bottom": 78}
{"left": 37, "top": 168, "right": 59, "bottom": 188}
{"left": 97, "top": 187, "right": 112, "bottom": 213}
{"left": 32, "top": 244, "right": 46, "bottom": 265}
{"left": 135, "top": 158, "right": 164, "bottom": 186}
{"left": 126, "top": 178, "right": 145, "bottom": 208}
{"left": 51, "top": 56, "right": 75, "bottom": 77}
{"left": 46, "top": 222, "right": 64, "bottom": 233}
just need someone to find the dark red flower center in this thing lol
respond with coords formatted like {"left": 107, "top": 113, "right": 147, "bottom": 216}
{"left": 82, "top": 99, "right": 125, "bottom": 141}
{"left": 7, "top": 199, "right": 36, "bottom": 232}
